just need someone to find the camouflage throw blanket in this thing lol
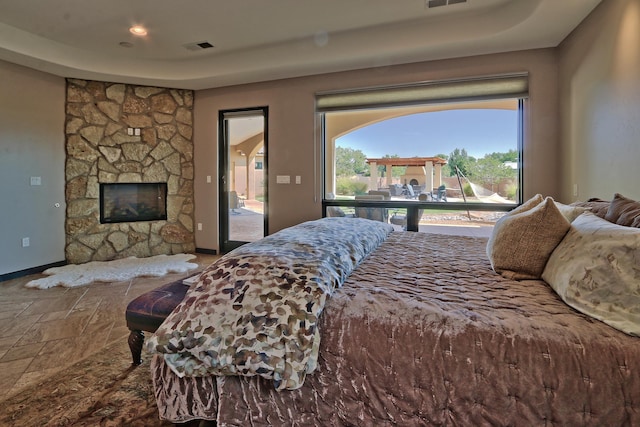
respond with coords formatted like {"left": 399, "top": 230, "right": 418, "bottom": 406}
{"left": 147, "top": 217, "right": 393, "bottom": 390}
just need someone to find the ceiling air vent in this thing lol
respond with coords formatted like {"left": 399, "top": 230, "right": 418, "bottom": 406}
{"left": 183, "top": 41, "right": 215, "bottom": 51}
{"left": 427, "top": 0, "right": 466, "bottom": 8}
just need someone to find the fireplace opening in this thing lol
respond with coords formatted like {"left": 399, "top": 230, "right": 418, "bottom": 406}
{"left": 100, "top": 182, "right": 167, "bottom": 224}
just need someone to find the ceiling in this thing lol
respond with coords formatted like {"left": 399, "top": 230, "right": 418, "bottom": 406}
{"left": 0, "top": 0, "right": 601, "bottom": 90}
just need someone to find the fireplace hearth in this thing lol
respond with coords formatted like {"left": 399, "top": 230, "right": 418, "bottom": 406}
{"left": 100, "top": 183, "right": 167, "bottom": 224}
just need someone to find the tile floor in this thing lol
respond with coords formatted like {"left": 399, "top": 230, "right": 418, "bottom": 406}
{"left": 0, "top": 253, "right": 219, "bottom": 402}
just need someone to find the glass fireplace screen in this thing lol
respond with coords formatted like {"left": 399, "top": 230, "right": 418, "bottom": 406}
{"left": 100, "top": 182, "right": 167, "bottom": 223}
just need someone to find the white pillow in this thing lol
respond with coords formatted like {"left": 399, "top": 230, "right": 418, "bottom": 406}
{"left": 542, "top": 213, "right": 640, "bottom": 336}
{"left": 554, "top": 201, "right": 590, "bottom": 223}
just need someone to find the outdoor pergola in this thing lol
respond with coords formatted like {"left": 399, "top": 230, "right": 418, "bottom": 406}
{"left": 366, "top": 157, "right": 447, "bottom": 192}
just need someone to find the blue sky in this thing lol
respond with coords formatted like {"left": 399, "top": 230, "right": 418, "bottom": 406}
{"left": 337, "top": 109, "right": 518, "bottom": 159}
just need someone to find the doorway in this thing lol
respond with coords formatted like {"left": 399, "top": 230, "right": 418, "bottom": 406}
{"left": 219, "top": 107, "right": 268, "bottom": 253}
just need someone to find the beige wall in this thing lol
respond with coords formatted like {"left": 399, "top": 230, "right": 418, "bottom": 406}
{"left": 194, "top": 49, "right": 559, "bottom": 251}
{"left": 0, "top": 61, "right": 66, "bottom": 275}
{"left": 558, "top": 0, "right": 640, "bottom": 202}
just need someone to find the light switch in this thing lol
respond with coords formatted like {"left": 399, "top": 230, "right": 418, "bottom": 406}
{"left": 206, "top": 175, "right": 212, "bottom": 183}
{"left": 134, "top": 128, "right": 141, "bottom": 136}
{"left": 127, "top": 127, "right": 134, "bottom": 136}
{"left": 295, "top": 176, "right": 301, "bottom": 184}
{"left": 30, "top": 176, "right": 41, "bottom": 186}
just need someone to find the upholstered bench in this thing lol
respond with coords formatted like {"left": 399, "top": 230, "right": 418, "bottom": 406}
{"left": 125, "top": 278, "right": 193, "bottom": 365}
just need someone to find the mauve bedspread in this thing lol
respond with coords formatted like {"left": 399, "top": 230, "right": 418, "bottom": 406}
{"left": 151, "top": 231, "right": 640, "bottom": 426}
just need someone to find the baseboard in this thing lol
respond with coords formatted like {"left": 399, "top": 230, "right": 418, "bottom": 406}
{"left": 0, "top": 260, "right": 67, "bottom": 283}
{"left": 195, "top": 248, "right": 217, "bottom": 255}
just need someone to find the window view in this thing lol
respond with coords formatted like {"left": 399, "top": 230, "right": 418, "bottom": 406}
{"left": 322, "top": 99, "right": 522, "bottom": 236}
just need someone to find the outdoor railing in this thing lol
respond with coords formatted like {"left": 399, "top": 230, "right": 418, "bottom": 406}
{"left": 322, "top": 199, "right": 516, "bottom": 232}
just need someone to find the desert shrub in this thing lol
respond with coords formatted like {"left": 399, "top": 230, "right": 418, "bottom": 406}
{"left": 336, "top": 177, "right": 368, "bottom": 196}
{"left": 463, "top": 182, "right": 474, "bottom": 197}
{"left": 504, "top": 183, "right": 518, "bottom": 200}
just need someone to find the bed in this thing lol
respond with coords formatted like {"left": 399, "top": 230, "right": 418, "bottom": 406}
{"left": 147, "top": 194, "right": 640, "bottom": 426}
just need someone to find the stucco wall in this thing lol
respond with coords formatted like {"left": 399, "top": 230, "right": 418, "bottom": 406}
{"left": 194, "top": 49, "right": 560, "bottom": 252}
{"left": 0, "top": 61, "right": 66, "bottom": 275}
{"left": 558, "top": 0, "right": 640, "bottom": 202}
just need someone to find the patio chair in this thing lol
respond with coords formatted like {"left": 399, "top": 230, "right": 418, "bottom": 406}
{"left": 389, "top": 184, "right": 404, "bottom": 197}
{"left": 354, "top": 194, "right": 388, "bottom": 223}
{"left": 403, "top": 184, "right": 417, "bottom": 199}
{"left": 389, "top": 193, "right": 429, "bottom": 230}
{"left": 230, "top": 190, "right": 241, "bottom": 214}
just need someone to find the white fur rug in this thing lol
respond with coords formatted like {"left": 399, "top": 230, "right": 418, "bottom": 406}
{"left": 26, "top": 253, "right": 198, "bottom": 289}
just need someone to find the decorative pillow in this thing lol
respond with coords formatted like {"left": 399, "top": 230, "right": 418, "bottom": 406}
{"left": 554, "top": 201, "right": 590, "bottom": 223}
{"left": 605, "top": 193, "right": 640, "bottom": 228}
{"left": 509, "top": 193, "right": 544, "bottom": 215}
{"left": 542, "top": 213, "right": 640, "bottom": 336}
{"left": 571, "top": 198, "right": 610, "bottom": 219}
{"left": 487, "top": 196, "right": 570, "bottom": 280}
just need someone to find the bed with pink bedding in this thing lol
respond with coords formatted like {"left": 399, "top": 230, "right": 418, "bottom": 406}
{"left": 147, "top": 201, "right": 640, "bottom": 426}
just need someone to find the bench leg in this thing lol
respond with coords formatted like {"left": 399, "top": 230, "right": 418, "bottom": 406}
{"left": 128, "top": 329, "right": 145, "bottom": 366}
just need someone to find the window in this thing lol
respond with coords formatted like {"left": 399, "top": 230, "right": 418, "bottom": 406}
{"left": 255, "top": 161, "right": 263, "bottom": 170}
{"left": 318, "top": 74, "right": 527, "bottom": 233}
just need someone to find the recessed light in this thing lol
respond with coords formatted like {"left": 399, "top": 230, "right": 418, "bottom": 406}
{"left": 129, "top": 25, "right": 148, "bottom": 36}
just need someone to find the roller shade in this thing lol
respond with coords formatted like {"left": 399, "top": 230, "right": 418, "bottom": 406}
{"left": 316, "top": 73, "right": 528, "bottom": 112}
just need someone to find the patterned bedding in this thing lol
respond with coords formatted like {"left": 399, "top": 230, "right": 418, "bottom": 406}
{"left": 147, "top": 217, "right": 393, "bottom": 391}
{"left": 150, "top": 224, "right": 640, "bottom": 426}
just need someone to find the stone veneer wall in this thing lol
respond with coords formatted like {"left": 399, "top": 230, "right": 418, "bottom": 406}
{"left": 64, "top": 79, "right": 195, "bottom": 264}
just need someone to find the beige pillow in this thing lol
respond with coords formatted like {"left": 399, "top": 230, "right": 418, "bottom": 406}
{"left": 605, "top": 193, "right": 640, "bottom": 228}
{"left": 487, "top": 196, "right": 570, "bottom": 280}
{"left": 509, "top": 193, "right": 543, "bottom": 215}
{"left": 542, "top": 213, "right": 640, "bottom": 336}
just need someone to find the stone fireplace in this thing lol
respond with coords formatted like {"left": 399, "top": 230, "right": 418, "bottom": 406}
{"left": 65, "top": 79, "right": 195, "bottom": 264}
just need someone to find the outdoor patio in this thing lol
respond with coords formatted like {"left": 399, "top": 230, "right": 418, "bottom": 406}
{"left": 229, "top": 199, "right": 265, "bottom": 242}
{"left": 230, "top": 199, "right": 496, "bottom": 243}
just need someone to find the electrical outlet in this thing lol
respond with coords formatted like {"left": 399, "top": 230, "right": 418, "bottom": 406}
{"left": 197, "top": 223, "right": 203, "bottom": 231}
{"left": 22, "top": 237, "right": 30, "bottom": 247}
